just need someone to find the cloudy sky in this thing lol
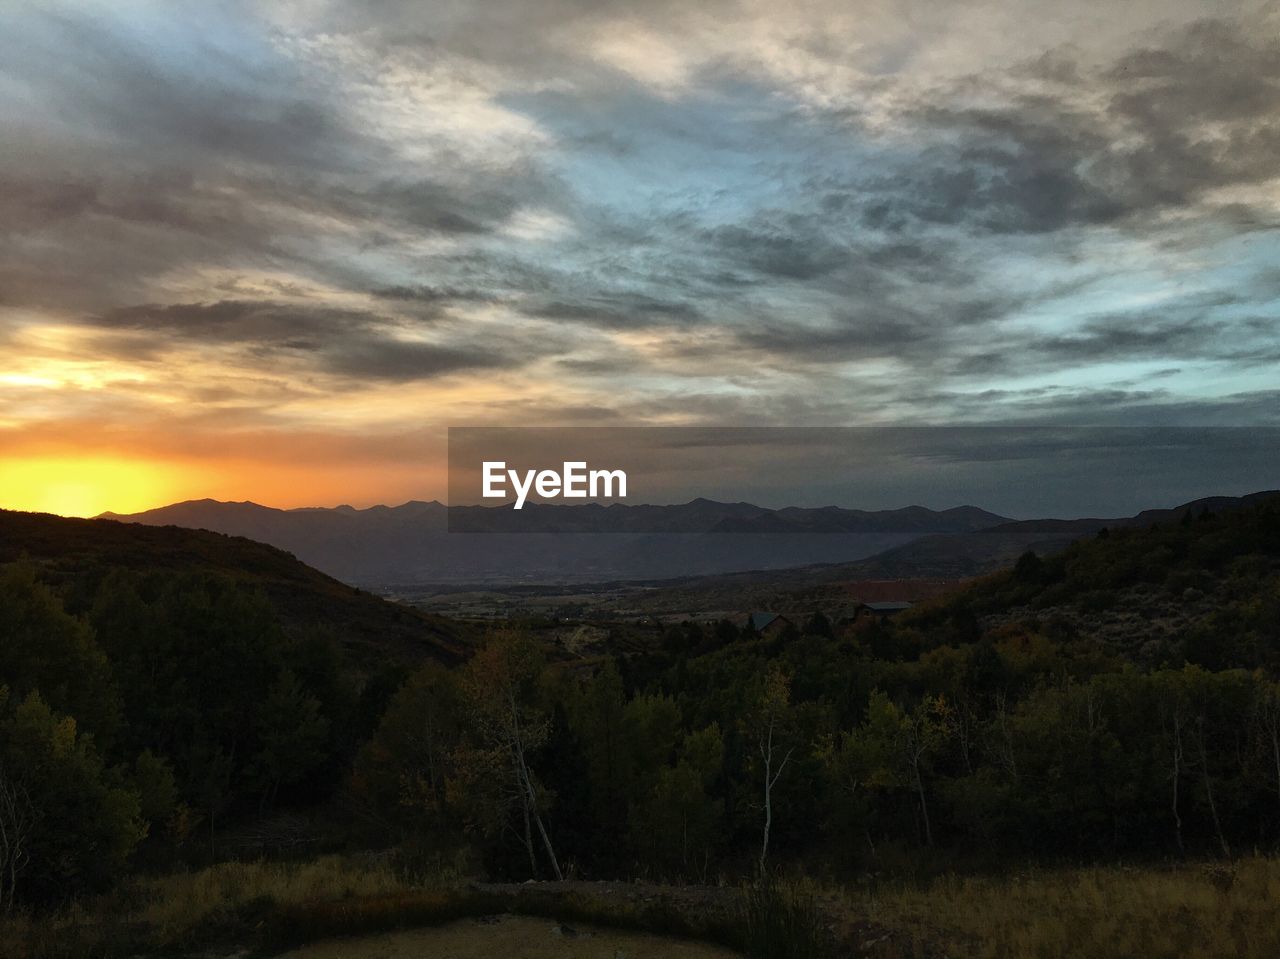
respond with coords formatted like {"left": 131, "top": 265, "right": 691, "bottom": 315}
{"left": 1, "top": 0, "right": 1278, "bottom": 514}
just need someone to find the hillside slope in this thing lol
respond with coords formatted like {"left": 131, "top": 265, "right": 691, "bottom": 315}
{"left": 898, "top": 491, "right": 1280, "bottom": 668}
{"left": 0, "top": 509, "right": 472, "bottom": 663}
{"left": 857, "top": 490, "right": 1280, "bottom": 580}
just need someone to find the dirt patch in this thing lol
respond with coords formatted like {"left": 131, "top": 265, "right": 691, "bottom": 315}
{"left": 275, "top": 913, "right": 741, "bottom": 958}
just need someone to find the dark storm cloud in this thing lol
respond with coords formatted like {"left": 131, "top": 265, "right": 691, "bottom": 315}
{"left": 737, "top": 309, "right": 936, "bottom": 362}
{"left": 860, "top": 20, "right": 1280, "bottom": 236}
{"left": 356, "top": 175, "right": 557, "bottom": 237}
{"left": 7, "top": 6, "right": 364, "bottom": 171}
{"left": 948, "top": 287, "right": 1280, "bottom": 379}
{"left": 724, "top": 261, "right": 1041, "bottom": 368}
{"left": 890, "top": 382, "right": 1280, "bottom": 427}
{"left": 316, "top": 340, "right": 514, "bottom": 381}
{"left": 97, "top": 300, "right": 379, "bottom": 346}
{"left": 93, "top": 300, "right": 532, "bottom": 381}
{"left": 528, "top": 293, "right": 702, "bottom": 328}
{"left": 685, "top": 15, "right": 1280, "bottom": 376}
{"left": 370, "top": 285, "right": 495, "bottom": 305}
{"left": 860, "top": 111, "right": 1127, "bottom": 234}
{"left": 703, "top": 220, "right": 851, "bottom": 281}
{"left": 0, "top": 2, "right": 565, "bottom": 318}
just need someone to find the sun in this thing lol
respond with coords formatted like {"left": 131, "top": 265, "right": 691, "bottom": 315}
{"left": 0, "top": 456, "right": 186, "bottom": 517}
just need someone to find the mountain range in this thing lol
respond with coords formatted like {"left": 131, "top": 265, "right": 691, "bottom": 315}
{"left": 97, "top": 492, "right": 1279, "bottom": 589}
{"left": 98, "top": 498, "right": 1011, "bottom": 586}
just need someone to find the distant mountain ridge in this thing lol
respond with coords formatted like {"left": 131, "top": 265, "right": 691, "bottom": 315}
{"left": 97, "top": 498, "right": 1012, "bottom": 586}
{"left": 100, "top": 498, "right": 1007, "bottom": 533}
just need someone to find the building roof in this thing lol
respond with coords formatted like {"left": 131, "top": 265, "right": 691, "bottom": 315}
{"left": 863, "top": 601, "right": 914, "bottom": 611}
{"left": 749, "top": 611, "right": 782, "bottom": 630}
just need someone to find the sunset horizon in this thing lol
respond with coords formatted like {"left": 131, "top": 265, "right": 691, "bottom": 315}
{"left": 4, "top": 4, "right": 1280, "bottom": 954}
{"left": 3, "top": 2, "right": 1279, "bottom": 517}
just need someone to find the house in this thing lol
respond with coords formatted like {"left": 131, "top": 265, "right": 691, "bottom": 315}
{"left": 746, "top": 611, "right": 794, "bottom": 637}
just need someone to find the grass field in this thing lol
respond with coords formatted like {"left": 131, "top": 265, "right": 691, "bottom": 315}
{"left": 4, "top": 855, "right": 1279, "bottom": 958}
{"left": 860, "top": 858, "right": 1280, "bottom": 958}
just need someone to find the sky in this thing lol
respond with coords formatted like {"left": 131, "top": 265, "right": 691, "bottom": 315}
{"left": 1, "top": 0, "right": 1278, "bottom": 515}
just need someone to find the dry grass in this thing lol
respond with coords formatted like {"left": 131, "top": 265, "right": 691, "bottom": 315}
{"left": 132, "top": 855, "right": 409, "bottom": 933}
{"left": 7, "top": 855, "right": 1280, "bottom": 958}
{"left": 0, "top": 855, "right": 743, "bottom": 958}
{"left": 0, "top": 855, "right": 414, "bottom": 959}
{"left": 859, "top": 858, "right": 1280, "bottom": 959}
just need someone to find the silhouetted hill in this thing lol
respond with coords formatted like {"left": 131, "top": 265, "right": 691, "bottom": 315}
{"left": 0, "top": 509, "right": 472, "bottom": 663}
{"left": 849, "top": 490, "right": 1280, "bottom": 580}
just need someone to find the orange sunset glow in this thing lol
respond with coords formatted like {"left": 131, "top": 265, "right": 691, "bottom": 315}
{"left": 0, "top": 456, "right": 189, "bottom": 518}
{"left": 0, "top": 452, "right": 453, "bottom": 517}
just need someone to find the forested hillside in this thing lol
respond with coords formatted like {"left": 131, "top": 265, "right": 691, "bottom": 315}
{"left": 0, "top": 510, "right": 471, "bottom": 907}
{"left": 348, "top": 495, "right": 1280, "bottom": 882}
{"left": 0, "top": 509, "right": 471, "bottom": 662}
{"left": 2, "top": 495, "right": 1279, "bottom": 919}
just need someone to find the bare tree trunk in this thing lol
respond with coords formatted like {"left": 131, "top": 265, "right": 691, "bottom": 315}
{"left": 760, "top": 724, "right": 773, "bottom": 874}
{"left": 1195, "top": 718, "right": 1231, "bottom": 858}
{"left": 0, "top": 764, "right": 35, "bottom": 913}
{"left": 760, "top": 787, "right": 771, "bottom": 873}
{"left": 527, "top": 790, "right": 561, "bottom": 880}
{"left": 906, "top": 711, "right": 934, "bottom": 848}
{"left": 758, "top": 721, "right": 792, "bottom": 874}
{"left": 509, "top": 691, "right": 562, "bottom": 880}
{"left": 518, "top": 768, "right": 537, "bottom": 876}
{"left": 912, "top": 757, "right": 933, "bottom": 848}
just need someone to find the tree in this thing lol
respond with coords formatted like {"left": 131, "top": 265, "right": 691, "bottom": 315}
{"left": 573, "top": 661, "right": 632, "bottom": 845}
{"left": 188, "top": 741, "right": 234, "bottom": 858}
{"left": 1014, "top": 550, "right": 1044, "bottom": 582}
{"left": 250, "top": 669, "right": 331, "bottom": 812}
{"left": 802, "top": 612, "right": 834, "bottom": 639}
{"left": 0, "top": 561, "right": 120, "bottom": 745}
{"left": 0, "top": 758, "right": 36, "bottom": 913}
{"left": 0, "top": 691, "right": 143, "bottom": 903}
{"left": 351, "top": 662, "right": 461, "bottom": 836}
{"left": 902, "top": 696, "right": 948, "bottom": 847}
{"left": 1180, "top": 667, "right": 1237, "bottom": 858}
{"left": 1254, "top": 678, "right": 1280, "bottom": 817}
{"left": 629, "top": 723, "right": 725, "bottom": 879}
{"left": 847, "top": 690, "right": 945, "bottom": 848}
{"left": 1151, "top": 670, "right": 1191, "bottom": 854}
{"left": 753, "top": 665, "right": 795, "bottom": 872}
{"left": 459, "top": 630, "right": 562, "bottom": 879}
